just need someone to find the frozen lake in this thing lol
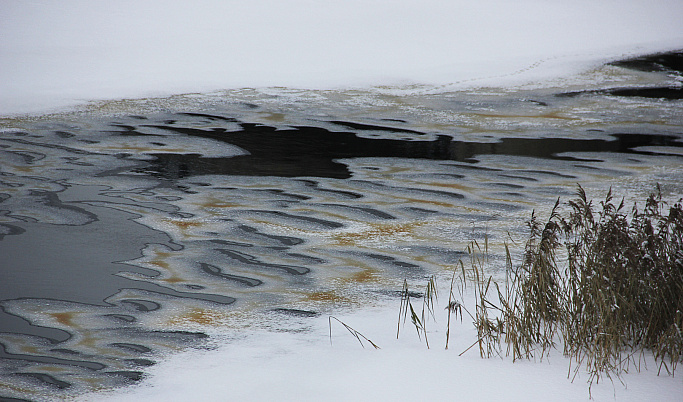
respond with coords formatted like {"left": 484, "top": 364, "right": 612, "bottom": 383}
{"left": 0, "top": 51, "right": 682, "bottom": 400}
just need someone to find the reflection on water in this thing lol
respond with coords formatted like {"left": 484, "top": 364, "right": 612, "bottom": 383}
{"left": 1, "top": 52, "right": 682, "bottom": 400}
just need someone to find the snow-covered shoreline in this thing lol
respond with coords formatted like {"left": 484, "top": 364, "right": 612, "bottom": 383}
{"left": 81, "top": 287, "right": 683, "bottom": 402}
{"left": 2, "top": 0, "right": 683, "bottom": 117}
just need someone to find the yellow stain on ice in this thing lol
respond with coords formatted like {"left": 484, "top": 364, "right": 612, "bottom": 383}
{"left": 333, "top": 221, "right": 426, "bottom": 246}
{"left": 201, "top": 200, "right": 238, "bottom": 209}
{"left": 424, "top": 182, "right": 472, "bottom": 191}
{"left": 164, "top": 219, "right": 203, "bottom": 230}
{"left": 146, "top": 256, "right": 188, "bottom": 283}
{"left": 399, "top": 197, "right": 455, "bottom": 208}
{"left": 162, "top": 276, "right": 186, "bottom": 284}
{"left": 348, "top": 269, "right": 380, "bottom": 283}
{"left": 13, "top": 166, "right": 35, "bottom": 173}
{"left": 74, "top": 336, "right": 98, "bottom": 348}
{"left": 153, "top": 250, "right": 175, "bottom": 259}
{"left": 304, "top": 290, "right": 353, "bottom": 304}
{"left": 167, "top": 308, "right": 230, "bottom": 326}
{"left": 149, "top": 259, "right": 170, "bottom": 270}
{"left": 331, "top": 267, "right": 382, "bottom": 286}
{"left": 20, "top": 346, "right": 40, "bottom": 354}
{"left": 259, "top": 112, "right": 286, "bottom": 122}
{"left": 473, "top": 111, "right": 578, "bottom": 121}
{"left": 50, "top": 312, "right": 76, "bottom": 327}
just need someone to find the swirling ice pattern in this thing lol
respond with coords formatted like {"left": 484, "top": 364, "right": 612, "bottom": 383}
{"left": 1, "top": 54, "right": 682, "bottom": 399}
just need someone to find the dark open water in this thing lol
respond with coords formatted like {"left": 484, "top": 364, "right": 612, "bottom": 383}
{"left": 0, "top": 52, "right": 682, "bottom": 401}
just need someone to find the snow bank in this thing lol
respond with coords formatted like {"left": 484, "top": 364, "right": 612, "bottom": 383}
{"left": 82, "top": 298, "right": 683, "bottom": 402}
{"left": 2, "top": 0, "right": 683, "bottom": 116}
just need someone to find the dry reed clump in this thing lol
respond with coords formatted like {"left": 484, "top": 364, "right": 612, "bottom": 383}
{"left": 466, "top": 185, "right": 683, "bottom": 389}
{"left": 395, "top": 185, "right": 682, "bottom": 391}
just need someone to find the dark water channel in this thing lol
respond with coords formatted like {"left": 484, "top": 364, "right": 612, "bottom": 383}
{"left": 142, "top": 123, "right": 681, "bottom": 179}
{"left": 0, "top": 52, "right": 682, "bottom": 401}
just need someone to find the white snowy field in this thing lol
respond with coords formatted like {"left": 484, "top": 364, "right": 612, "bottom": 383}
{"left": 82, "top": 291, "right": 683, "bottom": 402}
{"left": 1, "top": 0, "right": 683, "bottom": 116}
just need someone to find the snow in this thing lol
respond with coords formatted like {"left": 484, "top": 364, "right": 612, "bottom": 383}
{"left": 81, "top": 294, "right": 683, "bottom": 402}
{"left": 2, "top": 0, "right": 683, "bottom": 116}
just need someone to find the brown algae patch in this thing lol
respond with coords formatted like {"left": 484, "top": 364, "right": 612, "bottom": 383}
{"left": 162, "top": 276, "right": 187, "bottom": 284}
{"left": 332, "top": 221, "right": 427, "bottom": 246}
{"left": 167, "top": 308, "right": 233, "bottom": 327}
{"left": 19, "top": 346, "right": 40, "bottom": 354}
{"left": 396, "top": 197, "right": 456, "bottom": 208}
{"left": 424, "top": 182, "right": 473, "bottom": 191}
{"left": 28, "top": 366, "right": 66, "bottom": 373}
{"left": 136, "top": 249, "right": 191, "bottom": 283}
{"left": 163, "top": 219, "right": 204, "bottom": 230}
{"left": 304, "top": 290, "right": 354, "bottom": 304}
{"left": 13, "top": 166, "right": 36, "bottom": 173}
{"left": 191, "top": 195, "right": 247, "bottom": 212}
{"left": 258, "top": 112, "right": 286, "bottom": 122}
{"left": 73, "top": 334, "right": 100, "bottom": 349}
{"left": 148, "top": 259, "right": 170, "bottom": 270}
{"left": 50, "top": 312, "right": 76, "bottom": 327}
{"left": 347, "top": 269, "right": 381, "bottom": 283}
{"left": 162, "top": 307, "right": 288, "bottom": 333}
{"left": 200, "top": 200, "right": 241, "bottom": 210}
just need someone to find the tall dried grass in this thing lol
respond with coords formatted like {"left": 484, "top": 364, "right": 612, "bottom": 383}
{"left": 479, "top": 185, "right": 681, "bottom": 390}
{"left": 406, "top": 185, "right": 682, "bottom": 391}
